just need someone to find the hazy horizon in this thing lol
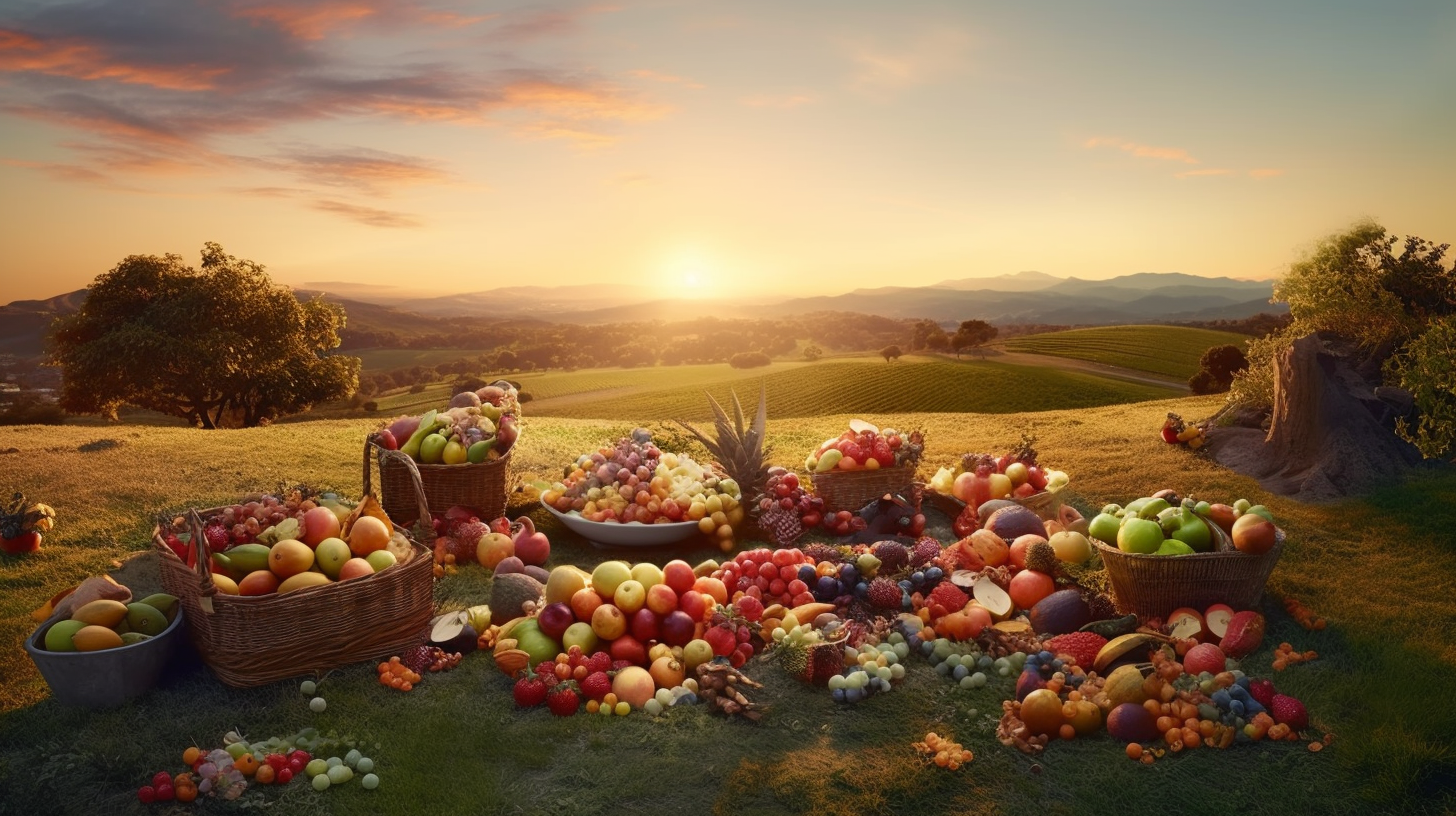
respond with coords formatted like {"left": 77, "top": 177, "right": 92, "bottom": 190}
{"left": 1, "top": 1, "right": 1452, "bottom": 303}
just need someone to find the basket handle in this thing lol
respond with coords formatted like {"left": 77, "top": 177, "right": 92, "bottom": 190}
{"left": 186, "top": 509, "right": 220, "bottom": 614}
{"left": 363, "top": 433, "right": 433, "bottom": 533}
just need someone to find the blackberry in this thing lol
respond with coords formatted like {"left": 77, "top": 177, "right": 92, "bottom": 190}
{"left": 866, "top": 577, "right": 904, "bottom": 610}
{"left": 871, "top": 541, "right": 909, "bottom": 574}
{"left": 909, "top": 537, "right": 942, "bottom": 568}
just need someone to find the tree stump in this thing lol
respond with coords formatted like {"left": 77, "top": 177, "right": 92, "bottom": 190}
{"left": 1209, "top": 333, "right": 1425, "bottom": 501}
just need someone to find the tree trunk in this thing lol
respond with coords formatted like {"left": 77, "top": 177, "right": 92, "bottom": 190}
{"left": 1265, "top": 334, "right": 1325, "bottom": 462}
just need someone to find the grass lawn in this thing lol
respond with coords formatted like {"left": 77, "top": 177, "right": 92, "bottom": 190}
{"left": 2, "top": 400, "right": 1453, "bottom": 815}
{"left": 1001, "top": 326, "right": 1251, "bottom": 380}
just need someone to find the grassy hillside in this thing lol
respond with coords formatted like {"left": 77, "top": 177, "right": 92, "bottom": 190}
{"left": 1001, "top": 325, "right": 1250, "bottom": 380}
{"left": 2, "top": 401, "right": 1454, "bottom": 815}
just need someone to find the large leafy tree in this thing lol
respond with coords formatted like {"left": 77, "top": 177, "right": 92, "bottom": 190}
{"left": 951, "top": 319, "right": 997, "bottom": 356}
{"left": 1231, "top": 221, "right": 1456, "bottom": 458}
{"left": 49, "top": 243, "right": 360, "bottom": 428}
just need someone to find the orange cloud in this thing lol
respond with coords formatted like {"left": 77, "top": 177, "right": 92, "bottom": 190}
{"left": 2, "top": 158, "right": 139, "bottom": 190}
{"left": 311, "top": 199, "right": 421, "bottom": 227}
{"left": 0, "top": 28, "right": 229, "bottom": 90}
{"left": 1175, "top": 168, "right": 1231, "bottom": 178}
{"left": 260, "top": 148, "right": 447, "bottom": 192}
{"left": 232, "top": 2, "right": 378, "bottom": 40}
{"left": 1085, "top": 137, "right": 1200, "bottom": 164}
{"left": 1249, "top": 168, "right": 1285, "bottom": 179}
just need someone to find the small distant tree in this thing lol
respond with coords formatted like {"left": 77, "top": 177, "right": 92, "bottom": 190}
{"left": 880, "top": 344, "right": 903, "bottom": 362}
{"left": 951, "top": 320, "right": 998, "bottom": 357}
{"left": 802, "top": 343, "right": 823, "bottom": 362}
{"left": 1189, "top": 344, "right": 1249, "bottom": 394}
{"left": 48, "top": 242, "right": 359, "bottom": 428}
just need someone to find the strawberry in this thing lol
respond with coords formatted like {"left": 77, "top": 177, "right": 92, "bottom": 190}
{"left": 512, "top": 676, "right": 548, "bottom": 708}
{"left": 202, "top": 523, "right": 230, "bottom": 553}
{"left": 1249, "top": 678, "right": 1277, "bottom": 708}
{"left": 546, "top": 684, "right": 580, "bottom": 716}
{"left": 580, "top": 671, "right": 612, "bottom": 702}
{"left": 586, "top": 651, "right": 612, "bottom": 674}
{"left": 1270, "top": 693, "right": 1308, "bottom": 732}
{"left": 1042, "top": 631, "right": 1109, "bottom": 670}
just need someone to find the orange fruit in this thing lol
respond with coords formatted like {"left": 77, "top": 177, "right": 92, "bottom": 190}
{"left": 254, "top": 764, "right": 275, "bottom": 784}
{"left": 1020, "top": 689, "right": 1064, "bottom": 737}
{"left": 348, "top": 515, "right": 391, "bottom": 557}
{"left": 234, "top": 753, "right": 259, "bottom": 776}
{"left": 182, "top": 747, "right": 201, "bottom": 766}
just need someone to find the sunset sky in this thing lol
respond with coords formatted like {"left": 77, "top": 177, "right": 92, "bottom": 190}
{"left": 1, "top": 0, "right": 1452, "bottom": 303}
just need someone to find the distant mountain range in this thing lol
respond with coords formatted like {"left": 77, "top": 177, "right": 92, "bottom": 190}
{"left": 1, "top": 271, "right": 1284, "bottom": 359}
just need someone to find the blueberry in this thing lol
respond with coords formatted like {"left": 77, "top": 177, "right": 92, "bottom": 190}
{"left": 910, "top": 571, "right": 926, "bottom": 585}
{"left": 1212, "top": 689, "right": 1232, "bottom": 709}
{"left": 952, "top": 664, "right": 969, "bottom": 681}
{"left": 1038, "top": 650, "right": 1054, "bottom": 663}
{"left": 832, "top": 688, "right": 847, "bottom": 703}
{"left": 898, "top": 579, "right": 913, "bottom": 592}
{"left": 925, "top": 567, "right": 943, "bottom": 581}
{"left": 1230, "top": 699, "right": 1246, "bottom": 717}
{"left": 1050, "top": 659, "right": 1064, "bottom": 672}
{"left": 840, "top": 564, "right": 859, "bottom": 582}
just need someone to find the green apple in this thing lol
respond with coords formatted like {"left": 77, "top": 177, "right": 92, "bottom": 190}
{"left": 591, "top": 561, "right": 633, "bottom": 599}
{"left": 1087, "top": 513, "right": 1121, "bottom": 544}
{"left": 1117, "top": 517, "right": 1165, "bottom": 554}
{"left": 364, "top": 549, "right": 397, "bottom": 573}
{"left": 561, "top": 621, "right": 599, "bottom": 654}
{"left": 1169, "top": 513, "right": 1213, "bottom": 552}
{"left": 1135, "top": 497, "right": 1171, "bottom": 519}
{"left": 631, "top": 562, "right": 664, "bottom": 589}
{"left": 419, "top": 433, "right": 448, "bottom": 464}
{"left": 314, "top": 537, "right": 351, "bottom": 579}
{"left": 1100, "top": 504, "right": 1124, "bottom": 517}
{"left": 1154, "top": 539, "right": 1195, "bottom": 556}
{"left": 1233, "top": 498, "right": 1252, "bottom": 515}
{"left": 1244, "top": 505, "right": 1275, "bottom": 523}
{"left": 682, "top": 638, "right": 714, "bottom": 671}
{"left": 1194, "top": 500, "right": 1212, "bottom": 516}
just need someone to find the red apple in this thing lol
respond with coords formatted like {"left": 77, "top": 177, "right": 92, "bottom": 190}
{"left": 1182, "top": 642, "right": 1227, "bottom": 676}
{"left": 608, "top": 634, "right": 648, "bottom": 666}
{"left": 1231, "top": 514, "right": 1277, "bottom": 554}
{"left": 660, "top": 610, "right": 696, "bottom": 647}
{"left": 645, "top": 583, "right": 679, "bottom": 616}
{"left": 662, "top": 560, "right": 697, "bottom": 596}
{"left": 1167, "top": 607, "right": 1207, "bottom": 641}
{"left": 629, "top": 607, "right": 660, "bottom": 643}
{"left": 703, "top": 624, "right": 737, "bottom": 657}
{"left": 570, "top": 587, "right": 604, "bottom": 623}
{"left": 300, "top": 506, "right": 340, "bottom": 548}
{"left": 679, "top": 590, "right": 711, "bottom": 623}
{"left": 591, "top": 603, "right": 627, "bottom": 641}
{"left": 1204, "top": 604, "right": 1235, "bottom": 639}
{"left": 537, "top": 602, "right": 575, "bottom": 641}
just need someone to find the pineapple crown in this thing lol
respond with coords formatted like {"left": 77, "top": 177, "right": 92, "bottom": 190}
{"left": 1010, "top": 431, "right": 1038, "bottom": 465}
{"left": 961, "top": 453, "right": 997, "bottom": 475}
{"left": 676, "top": 384, "right": 772, "bottom": 498}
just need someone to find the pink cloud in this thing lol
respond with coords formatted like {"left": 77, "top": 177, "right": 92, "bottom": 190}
{"left": 0, "top": 28, "right": 230, "bottom": 90}
{"left": 1085, "top": 137, "right": 1200, "bottom": 164}
{"left": 311, "top": 199, "right": 421, "bottom": 227}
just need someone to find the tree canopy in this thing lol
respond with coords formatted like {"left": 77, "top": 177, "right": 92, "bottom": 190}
{"left": 951, "top": 320, "right": 998, "bottom": 355}
{"left": 879, "top": 344, "right": 903, "bottom": 362}
{"left": 1189, "top": 344, "right": 1249, "bottom": 394}
{"left": 48, "top": 242, "right": 360, "bottom": 428}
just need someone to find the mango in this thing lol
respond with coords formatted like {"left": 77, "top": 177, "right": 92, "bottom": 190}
{"left": 44, "top": 619, "right": 87, "bottom": 652}
{"left": 70, "top": 599, "right": 129, "bottom": 628}
{"left": 126, "top": 602, "right": 170, "bottom": 635}
{"left": 72, "top": 624, "right": 125, "bottom": 652}
{"left": 277, "top": 571, "right": 333, "bottom": 594}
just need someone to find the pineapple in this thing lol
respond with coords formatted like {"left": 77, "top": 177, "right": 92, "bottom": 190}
{"left": 677, "top": 385, "right": 771, "bottom": 503}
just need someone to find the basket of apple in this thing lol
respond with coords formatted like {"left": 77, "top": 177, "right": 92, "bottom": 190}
{"left": 802, "top": 420, "right": 924, "bottom": 513}
{"left": 925, "top": 435, "right": 1069, "bottom": 525}
{"left": 370, "top": 380, "right": 521, "bottom": 526}
{"left": 541, "top": 428, "right": 745, "bottom": 551}
{"left": 151, "top": 477, "right": 435, "bottom": 688}
{"left": 1087, "top": 491, "right": 1283, "bottom": 618}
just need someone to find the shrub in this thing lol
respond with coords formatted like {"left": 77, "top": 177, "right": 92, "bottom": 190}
{"left": 409, "top": 383, "right": 427, "bottom": 394}
{"left": 729, "top": 351, "right": 772, "bottom": 369}
{"left": 363, "top": 401, "right": 379, "bottom": 412}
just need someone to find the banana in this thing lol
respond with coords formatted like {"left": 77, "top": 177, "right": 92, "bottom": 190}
{"left": 1092, "top": 632, "right": 1169, "bottom": 674}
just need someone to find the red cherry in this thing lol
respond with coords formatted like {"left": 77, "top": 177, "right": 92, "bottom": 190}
{"left": 154, "top": 783, "right": 175, "bottom": 802}
{"left": 152, "top": 771, "right": 172, "bottom": 789}
{"left": 277, "top": 767, "right": 294, "bottom": 784}
{"left": 137, "top": 786, "right": 156, "bottom": 804}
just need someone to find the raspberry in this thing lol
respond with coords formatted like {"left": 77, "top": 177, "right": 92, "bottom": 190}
{"left": 910, "top": 537, "right": 941, "bottom": 568}
{"left": 512, "top": 676, "right": 547, "bottom": 707}
{"left": 866, "top": 577, "right": 903, "bottom": 610}
{"left": 926, "top": 582, "right": 968, "bottom": 616}
{"left": 871, "top": 541, "right": 909, "bottom": 574}
{"left": 546, "top": 685, "right": 580, "bottom": 716}
{"left": 586, "top": 651, "right": 612, "bottom": 674}
{"left": 580, "top": 671, "right": 612, "bottom": 701}
{"left": 1042, "top": 631, "right": 1109, "bottom": 670}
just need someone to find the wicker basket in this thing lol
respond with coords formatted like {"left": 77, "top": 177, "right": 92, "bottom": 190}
{"left": 152, "top": 453, "right": 435, "bottom": 688}
{"left": 1094, "top": 519, "right": 1283, "bottom": 619}
{"left": 368, "top": 432, "right": 511, "bottom": 525}
{"left": 809, "top": 464, "right": 917, "bottom": 513}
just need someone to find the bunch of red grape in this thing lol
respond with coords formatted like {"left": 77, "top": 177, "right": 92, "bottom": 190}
{"left": 713, "top": 547, "right": 818, "bottom": 609}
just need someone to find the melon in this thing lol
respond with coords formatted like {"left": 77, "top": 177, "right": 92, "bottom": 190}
{"left": 1028, "top": 589, "right": 1091, "bottom": 635}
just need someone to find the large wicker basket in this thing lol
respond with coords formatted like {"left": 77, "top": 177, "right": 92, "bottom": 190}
{"left": 1094, "top": 518, "right": 1283, "bottom": 619}
{"left": 152, "top": 455, "right": 435, "bottom": 688}
{"left": 808, "top": 464, "right": 918, "bottom": 513}
{"left": 368, "top": 432, "right": 511, "bottom": 525}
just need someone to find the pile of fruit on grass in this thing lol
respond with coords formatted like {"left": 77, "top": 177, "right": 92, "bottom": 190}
{"left": 927, "top": 436, "right": 1071, "bottom": 535}
{"left": 1, "top": 489, "right": 55, "bottom": 554}
{"left": 375, "top": 380, "right": 522, "bottom": 464}
{"left": 156, "top": 490, "right": 415, "bottom": 596}
{"left": 133, "top": 726, "right": 383, "bottom": 803}
{"left": 541, "top": 429, "right": 745, "bottom": 547}
{"left": 481, "top": 486, "right": 1326, "bottom": 765}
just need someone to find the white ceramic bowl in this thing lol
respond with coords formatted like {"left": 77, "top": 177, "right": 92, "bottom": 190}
{"left": 541, "top": 501, "right": 702, "bottom": 549}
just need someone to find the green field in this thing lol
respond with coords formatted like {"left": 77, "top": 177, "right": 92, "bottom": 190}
{"left": 1001, "top": 325, "right": 1250, "bottom": 380}
{"left": 2, "top": 399, "right": 1454, "bottom": 815}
